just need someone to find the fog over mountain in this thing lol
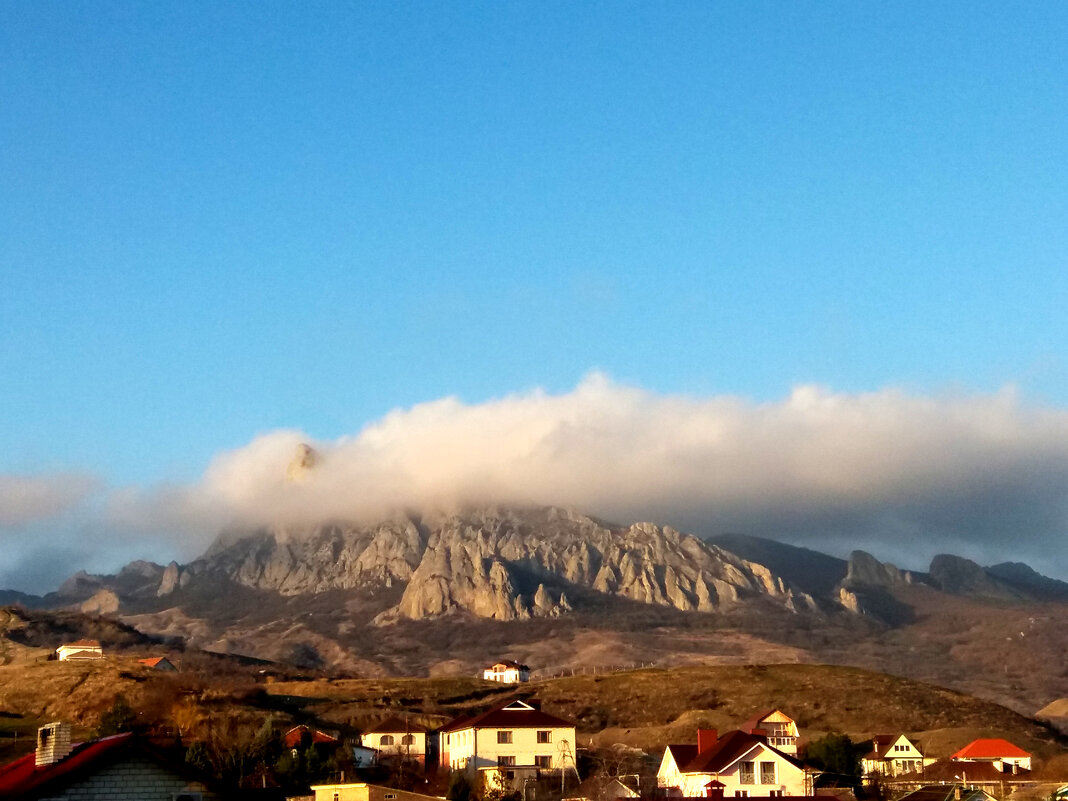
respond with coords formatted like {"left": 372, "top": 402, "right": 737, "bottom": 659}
{"left": 2, "top": 374, "right": 1067, "bottom": 591}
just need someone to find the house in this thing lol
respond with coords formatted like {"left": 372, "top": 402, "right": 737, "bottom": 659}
{"left": 658, "top": 729, "right": 808, "bottom": 797}
{"left": 363, "top": 717, "right": 432, "bottom": 765}
{"left": 440, "top": 698, "right": 576, "bottom": 790}
{"left": 564, "top": 775, "right": 641, "bottom": 801}
{"left": 888, "top": 758, "right": 1032, "bottom": 793}
{"left": 307, "top": 782, "right": 444, "bottom": 801}
{"left": 951, "top": 739, "right": 1032, "bottom": 773}
{"left": 0, "top": 721, "right": 238, "bottom": 800}
{"left": 861, "top": 735, "right": 933, "bottom": 778}
{"left": 283, "top": 724, "right": 341, "bottom": 749}
{"left": 56, "top": 640, "right": 103, "bottom": 661}
{"left": 483, "top": 660, "right": 531, "bottom": 684}
{"left": 137, "top": 656, "right": 178, "bottom": 672}
{"left": 740, "top": 711, "right": 799, "bottom": 756}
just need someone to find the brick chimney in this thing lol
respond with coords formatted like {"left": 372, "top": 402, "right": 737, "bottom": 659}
{"left": 36, "top": 722, "right": 73, "bottom": 767}
{"left": 697, "top": 728, "right": 718, "bottom": 753}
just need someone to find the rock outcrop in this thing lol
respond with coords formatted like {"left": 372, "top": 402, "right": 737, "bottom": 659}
{"left": 176, "top": 506, "right": 815, "bottom": 623}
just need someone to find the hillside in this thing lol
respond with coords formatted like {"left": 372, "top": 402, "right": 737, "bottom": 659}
{"left": 260, "top": 665, "right": 1065, "bottom": 756}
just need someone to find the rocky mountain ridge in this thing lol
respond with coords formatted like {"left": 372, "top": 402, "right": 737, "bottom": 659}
{"left": 57, "top": 507, "right": 821, "bottom": 623}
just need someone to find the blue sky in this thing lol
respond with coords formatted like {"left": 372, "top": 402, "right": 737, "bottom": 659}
{"left": 1, "top": 3, "right": 1067, "bottom": 588}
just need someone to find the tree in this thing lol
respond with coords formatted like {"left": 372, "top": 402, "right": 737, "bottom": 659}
{"left": 804, "top": 733, "right": 863, "bottom": 789}
{"left": 97, "top": 694, "right": 138, "bottom": 736}
{"left": 447, "top": 771, "right": 475, "bottom": 801}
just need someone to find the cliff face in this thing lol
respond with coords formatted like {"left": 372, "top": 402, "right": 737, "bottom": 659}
{"left": 162, "top": 506, "right": 814, "bottom": 622}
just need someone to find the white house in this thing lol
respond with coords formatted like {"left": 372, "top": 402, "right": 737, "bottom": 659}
{"left": 740, "top": 710, "right": 799, "bottom": 756}
{"left": 483, "top": 660, "right": 531, "bottom": 684}
{"left": 658, "top": 729, "right": 807, "bottom": 797}
{"left": 56, "top": 640, "right": 103, "bottom": 661}
{"left": 441, "top": 699, "right": 576, "bottom": 790}
{"left": 363, "top": 717, "right": 431, "bottom": 765}
{"left": 951, "top": 739, "right": 1032, "bottom": 773}
{"left": 862, "top": 734, "right": 933, "bottom": 778}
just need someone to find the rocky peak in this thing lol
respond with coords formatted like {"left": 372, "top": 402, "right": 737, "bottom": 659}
{"left": 928, "top": 554, "right": 1022, "bottom": 600}
{"left": 843, "top": 550, "right": 910, "bottom": 589}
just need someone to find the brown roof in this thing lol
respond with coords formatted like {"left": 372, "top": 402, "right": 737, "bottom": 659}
{"left": 664, "top": 744, "right": 699, "bottom": 770}
{"left": 63, "top": 639, "right": 101, "bottom": 648}
{"left": 366, "top": 716, "right": 429, "bottom": 734}
{"left": 893, "top": 759, "right": 1031, "bottom": 785}
{"left": 684, "top": 731, "right": 767, "bottom": 773}
{"left": 441, "top": 699, "right": 573, "bottom": 733}
{"left": 672, "top": 731, "right": 803, "bottom": 775}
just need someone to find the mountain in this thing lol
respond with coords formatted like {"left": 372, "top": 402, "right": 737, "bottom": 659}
{"left": 71, "top": 506, "right": 820, "bottom": 620}
{"left": 6, "top": 504, "right": 1068, "bottom": 715}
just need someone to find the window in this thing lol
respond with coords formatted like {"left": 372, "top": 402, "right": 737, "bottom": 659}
{"left": 380, "top": 735, "right": 394, "bottom": 746}
{"left": 536, "top": 755, "right": 552, "bottom": 769}
{"left": 739, "top": 762, "right": 755, "bottom": 784}
{"left": 385, "top": 795, "right": 396, "bottom": 799}
{"left": 499, "top": 755, "right": 516, "bottom": 766}
{"left": 760, "top": 762, "right": 776, "bottom": 784}
{"left": 735, "top": 792, "right": 748, "bottom": 798}
{"left": 770, "top": 792, "right": 783, "bottom": 797}
{"left": 537, "top": 730, "right": 552, "bottom": 744}
{"left": 401, "top": 734, "right": 415, "bottom": 745}
{"left": 497, "top": 730, "right": 513, "bottom": 744}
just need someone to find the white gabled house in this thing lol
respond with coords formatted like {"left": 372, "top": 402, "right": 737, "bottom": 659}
{"left": 441, "top": 699, "right": 576, "bottom": 790}
{"left": 56, "top": 640, "right": 103, "bottom": 661}
{"left": 483, "top": 660, "right": 531, "bottom": 684}
{"left": 658, "top": 729, "right": 807, "bottom": 797}
{"left": 862, "top": 734, "right": 933, "bottom": 778}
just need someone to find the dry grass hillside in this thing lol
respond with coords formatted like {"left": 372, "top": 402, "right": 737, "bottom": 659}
{"left": 265, "top": 664, "right": 1066, "bottom": 760}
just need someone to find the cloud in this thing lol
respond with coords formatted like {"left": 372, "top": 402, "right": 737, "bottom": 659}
{"left": 5, "top": 374, "right": 1068, "bottom": 590}
{"left": 0, "top": 473, "right": 99, "bottom": 526}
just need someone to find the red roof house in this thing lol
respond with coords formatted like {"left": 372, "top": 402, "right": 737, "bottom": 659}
{"left": 950, "top": 739, "right": 1031, "bottom": 773}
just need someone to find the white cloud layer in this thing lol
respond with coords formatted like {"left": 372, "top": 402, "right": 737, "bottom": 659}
{"left": 0, "top": 473, "right": 99, "bottom": 526}
{"left": 3, "top": 375, "right": 1068, "bottom": 590}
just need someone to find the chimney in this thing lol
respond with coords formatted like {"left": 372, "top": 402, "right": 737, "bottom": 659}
{"left": 697, "top": 729, "right": 718, "bottom": 753}
{"left": 36, "top": 722, "right": 73, "bottom": 767}
{"left": 751, "top": 727, "right": 768, "bottom": 743}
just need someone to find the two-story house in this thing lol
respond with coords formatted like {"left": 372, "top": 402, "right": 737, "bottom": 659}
{"left": 482, "top": 661, "right": 531, "bottom": 684}
{"left": 658, "top": 729, "right": 807, "bottom": 797}
{"left": 363, "top": 717, "right": 432, "bottom": 766}
{"left": 862, "top": 735, "right": 933, "bottom": 778}
{"left": 441, "top": 699, "right": 576, "bottom": 790}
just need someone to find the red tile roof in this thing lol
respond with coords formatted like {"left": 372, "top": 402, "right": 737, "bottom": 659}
{"left": 137, "top": 657, "right": 169, "bottom": 668}
{"left": 951, "top": 739, "right": 1030, "bottom": 760}
{"left": 0, "top": 733, "right": 132, "bottom": 798}
{"left": 668, "top": 731, "right": 802, "bottom": 775}
{"left": 664, "top": 744, "right": 699, "bottom": 770}
{"left": 441, "top": 699, "right": 573, "bottom": 732}
{"left": 283, "top": 725, "right": 340, "bottom": 748}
